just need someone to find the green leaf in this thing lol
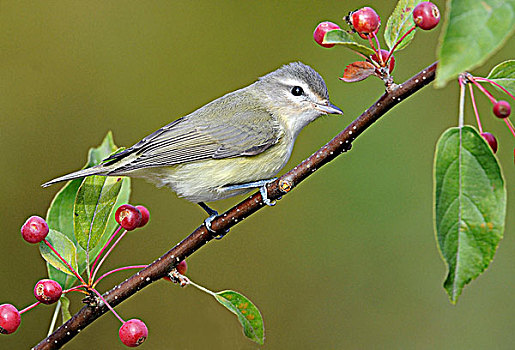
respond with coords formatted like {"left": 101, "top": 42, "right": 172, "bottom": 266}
{"left": 60, "top": 296, "right": 72, "bottom": 323}
{"left": 46, "top": 179, "right": 83, "bottom": 242}
{"left": 39, "top": 230, "right": 79, "bottom": 277}
{"left": 74, "top": 131, "right": 127, "bottom": 254}
{"left": 43, "top": 131, "right": 127, "bottom": 285}
{"left": 89, "top": 177, "right": 131, "bottom": 260}
{"left": 74, "top": 175, "right": 123, "bottom": 252}
{"left": 436, "top": 0, "right": 515, "bottom": 88}
{"left": 323, "top": 29, "right": 375, "bottom": 56}
{"left": 214, "top": 290, "right": 264, "bottom": 345}
{"left": 46, "top": 247, "right": 86, "bottom": 289}
{"left": 486, "top": 60, "right": 515, "bottom": 96}
{"left": 434, "top": 126, "right": 506, "bottom": 303}
{"left": 46, "top": 132, "right": 117, "bottom": 240}
{"left": 88, "top": 131, "right": 117, "bottom": 167}
{"left": 45, "top": 179, "right": 85, "bottom": 288}
{"left": 384, "top": 0, "right": 422, "bottom": 51}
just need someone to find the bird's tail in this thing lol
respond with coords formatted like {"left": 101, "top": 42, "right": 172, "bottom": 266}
{"left": 42, "top": 165, "right": 109, "bottom": 187}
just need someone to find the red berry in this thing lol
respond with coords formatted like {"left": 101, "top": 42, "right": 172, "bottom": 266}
{"left": 481, "top": 132, "right": 498, "bottom": 153}
{"left": 135, "top": 205, "right": 150, "bottom": 228}
{"left": 115, "top": 205, "right": 142, "bottom": 231}
{"left": 119, "top": 319, "right": 148, "bottom": 347}
{"left": 357, "top": 15, "right": 381, "bottom": 39}
{"left": 313, "top": 21, "right": 341, "bottom": 48}
{"left": 413, "top": 2, "right": 440, "bottom": 30}
{"left": 0, "top": 304, "right": 21, "bottom": 334}
{"left": 370, "top": 49, "right": 395, "bottom": 73}
{"left": 493, "top": 100, "right": 511, "bottom": 118}
{"left": 350, "top": 7, "right": 380, "bottom": 35}
{"left": 21, "top": 216, "right": 49, "bottom": 244}
{"left": 34, "top": 279, "right": 62, "bottom": 305}
{"left": 176, "top": 260, "right": 188, "bottom": 275}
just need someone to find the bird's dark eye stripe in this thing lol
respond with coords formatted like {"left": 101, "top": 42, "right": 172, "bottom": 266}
{"left": 291, "top": 86, "right": 304, "bottom": 96}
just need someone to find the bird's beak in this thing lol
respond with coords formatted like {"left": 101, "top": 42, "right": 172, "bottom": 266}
{"left": 315, "top": 101, "right": 343, "bottom": 115}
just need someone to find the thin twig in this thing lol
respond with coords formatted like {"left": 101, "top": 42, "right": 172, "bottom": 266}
{"left": 33, "top": 61, "right": 438, "bottom": 350}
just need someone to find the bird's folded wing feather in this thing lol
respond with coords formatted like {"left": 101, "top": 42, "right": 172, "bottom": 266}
{"left": 103, "top": 109, "right": 281, "bottom": 173}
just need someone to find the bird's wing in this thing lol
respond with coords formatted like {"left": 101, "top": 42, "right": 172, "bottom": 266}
{"left": 103, "top": 109, "right": 282, "bottom": 174}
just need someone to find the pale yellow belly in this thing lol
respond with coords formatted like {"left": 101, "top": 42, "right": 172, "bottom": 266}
{"left": 128, "top": 138, "right": 293, "bottom": 203}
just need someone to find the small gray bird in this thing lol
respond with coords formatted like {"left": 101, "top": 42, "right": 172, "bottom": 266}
{"left": 43, "top": 62, "right": 342, "bottom": 232}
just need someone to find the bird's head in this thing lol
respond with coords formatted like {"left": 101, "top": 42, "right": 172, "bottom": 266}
{"left": 255, "top": 62, "right": 343, "bottom": 137}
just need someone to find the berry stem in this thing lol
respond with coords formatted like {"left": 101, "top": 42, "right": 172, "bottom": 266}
{"left": 474, "top": 77, "right": 515, "bottom": 101}
{"left": 469, "top": 83, "right": 484, "bottom": 133}
{"left": 467, "top": 75, "right": 497, "bottom": 104}
{"left": 354, "top": 51, "right": 370, "bottom": 61}
{"left": 90, "top": 230, "right": 128, "bottom": 282}
{"left": 386, "top": 25, "right": 416, "bottom": 64}
{"left": 90, "top": 288, "right": 125, "bottom": 324}
{"left": 89, "top": 225, "right": 124, "bottom": 284}
{"left": 504, "top": 118, "right": 515, "bottom": 138}
{"left": 367, "top": 35, "right": 378, "bottom": 54}
{"left": 44, "top": 239, "right": 86, "bottom": 285}
{"left": 63, "top": 285, "right": 89, "bottom": 295}
{"left": 19, "top": 301, "right": 41, "bottom": 315}
{"left": 93, "top": 265, "right": 148, "bottom": 288}
{"left": 372, "top": 32, "right": 381, "bottom": 56}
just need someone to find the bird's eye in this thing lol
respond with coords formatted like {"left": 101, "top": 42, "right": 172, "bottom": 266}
{"left": 291, "top": 86, "right": 304, "bottom": 96}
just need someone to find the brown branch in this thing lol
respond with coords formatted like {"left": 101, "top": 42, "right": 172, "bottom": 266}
{"left": 33, "top": 61, "right": 437, "bottom": 350}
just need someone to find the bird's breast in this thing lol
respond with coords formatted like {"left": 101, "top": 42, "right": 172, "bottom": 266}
{"left": 130, "top": 135, "right": 295, "bottom": 203}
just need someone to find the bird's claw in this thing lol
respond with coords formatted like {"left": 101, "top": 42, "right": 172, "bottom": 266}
{"left": 204, "top": 214, "right": 229, "bottom": 239}
{"left": 260, "top": 183, "right": 276, "bottom": 206}
{"left": 204, "top": 214, "right": 217, "bottom": 233}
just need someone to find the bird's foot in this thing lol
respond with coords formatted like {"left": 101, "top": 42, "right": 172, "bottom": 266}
{"left": 223, "top": 178, "right": 279, "bottom": 206}
{"left": 259, "top": 181, "right": 277, "bottom": 206}
{"left": 199, "top": 202, "right": 229, "bottom": 239}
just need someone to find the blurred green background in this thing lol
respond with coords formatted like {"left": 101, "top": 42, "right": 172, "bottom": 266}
{"left": 1, "top": 1, "right": 513, "bottom": 349}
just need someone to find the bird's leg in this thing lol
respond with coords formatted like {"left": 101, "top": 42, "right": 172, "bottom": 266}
{"left": 198, "top": 202, "right": 228, "bottom": 239}
{"left": 199, "top": 178, "right": 278, "bottom": 239}
{"left": 223, "top": 178, "right": 279, "bottom": 206}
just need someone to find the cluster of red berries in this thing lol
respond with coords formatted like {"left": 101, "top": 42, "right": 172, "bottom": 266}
{"left": 480, "top": 100, "right": 512, "bottom": 153}
{"left": 115, "top": 204, "right": 150, "bottom": 231}
{"left": 314, "top": 2, "right": 440, "bottom": 46}
{"left": 313, "top": 3, "right": 440, "bottom": 80}
{"left": 2, "top": 204, "right": 152, "bottom": 346}
{"left": 459, "top": 70, "right": 514, "bottom": 156}
{"left": 313, "top": 1, "right": 440, "bottom": 48}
